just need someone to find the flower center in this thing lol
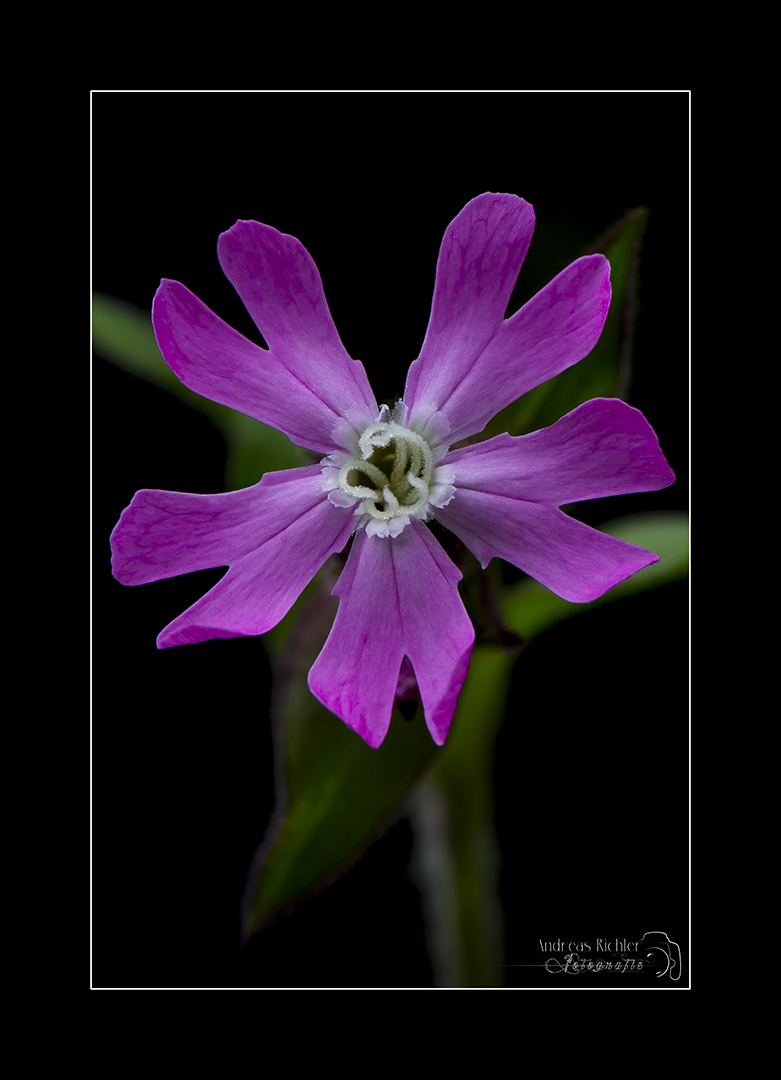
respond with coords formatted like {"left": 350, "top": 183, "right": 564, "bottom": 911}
{"left": 338, "top": 420, "right": 434, "bottom": 523}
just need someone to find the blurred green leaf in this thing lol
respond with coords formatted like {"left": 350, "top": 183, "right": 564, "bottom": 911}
{"left": 92, "top": 293, "right": 173, "bottom": 386}
{"left": 93, "top": 292, "right": 304, "bottom": 487}
{"left": 484, "top": 207, "right": 648, "bottom": 440}
{"left": 242, "top": 578, "right": 441, "bottom": 937}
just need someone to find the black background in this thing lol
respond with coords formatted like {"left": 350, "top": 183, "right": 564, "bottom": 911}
{"left": 93, "top": 91, "right": 689, "bottom": 989}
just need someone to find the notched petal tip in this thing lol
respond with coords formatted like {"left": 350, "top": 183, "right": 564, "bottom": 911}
{"left": 405, "top": 212, "right": 616, "bottom": 447}
{"left": 307, "top": 522, "right": 473, "bottom": 749}
{"left": 112, "top": 467, "right": 358, "bottom": 650}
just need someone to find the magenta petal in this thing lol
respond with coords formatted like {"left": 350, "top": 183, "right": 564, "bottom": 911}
{"left": 436, "top": 399, "right": 674, "bottom": 600}
{"left": 410, "top": 252, "right": 611, "bottom": 445}
{"left": 308, "top": 521, "right": 475, "bottom": 748}
{"left": 470, "top": 255, "right": 611, "bottom": 429}
{"left": 446, "top": 399, "right": 675, "bottom": 505}
{"left": 437, "top": 400, "right": 674, "bottom": 602}
{"left": 111, "top": 470, "right": 317, "bottom": 586}
{"left": 111, "top": 466, "right": 357, "bottom": 647}
{"left": 152, "top": 280, "right": 375, "bottom": 455}
{"left": 437, "top": 494, "right": 659, "bottom": 603}
{"left": 404, "top": 193, "right": 535, "bottom": 432}
{"left": 218, "top": 220, "right": 378, "bottom": 430}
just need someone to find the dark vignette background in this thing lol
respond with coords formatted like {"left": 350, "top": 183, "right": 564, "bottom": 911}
{"left": 93, "top": 91, "right": 689, "bottom": 989}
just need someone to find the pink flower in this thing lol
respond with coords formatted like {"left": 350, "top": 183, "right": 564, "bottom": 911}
{"left": 110, "top": 194, "right": 674, "bottom": 748}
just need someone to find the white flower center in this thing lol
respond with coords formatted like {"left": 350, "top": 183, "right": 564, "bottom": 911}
{"left": 322, "top": 402, "right": 457, "bottom": 539}
{"left": 339, "top": 420, "right": 434, "bottom": 523}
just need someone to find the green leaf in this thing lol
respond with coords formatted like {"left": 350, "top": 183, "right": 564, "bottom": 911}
{"left": 92, "top": 293, "right": 174, "bottom": 386}
{"left": 93, "top": 292, "right": 304, "bottom": 486}
{"left": 242, "top": 580, "right": 441, "bottom": 937}
{"left": 483, "top": 207, "right": 649, "bottom": 440}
